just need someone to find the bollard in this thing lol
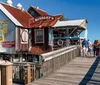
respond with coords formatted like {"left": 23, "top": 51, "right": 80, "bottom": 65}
{"left": 24, "top": 64, "right": 31, "bottom": 84}
{"left": 0, "top": 60, "right": 12, "bottom": 85}
{"left": 27, "top": 64, "right": 31, "bottom": 84}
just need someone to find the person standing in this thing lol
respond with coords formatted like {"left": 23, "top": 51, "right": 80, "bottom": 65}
{"left": 95, "top": 40, "right": 100, "bottom": 57}
{"left": 93, "top": 40, "right": 98, "bottom": 57}
{"left": 82, "top": 38, "right": 89, "bottom": 57}
{"left": 88, "top": 39, "right": 92, "bottom": 56}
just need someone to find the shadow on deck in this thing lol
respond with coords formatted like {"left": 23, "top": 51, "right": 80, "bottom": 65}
{"left": 79, "top": 57, "right": 100, "bottom": 85}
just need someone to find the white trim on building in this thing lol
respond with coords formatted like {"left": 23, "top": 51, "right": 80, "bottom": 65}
{"left": 53, "top": 19, "right": 86, "bottom": 29}
{"left": 0, "top": 4, "right": 23, "bottom": 27}
{"left": 15, "top": 27, "right": 18, "bottom": 51}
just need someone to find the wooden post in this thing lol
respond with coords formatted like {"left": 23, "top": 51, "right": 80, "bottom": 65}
{"left": 27, "top": 64, "right": 31, "bottom": 84}
{"left": 0, "top": 61, "right": 12, "bottom": 85}
{"left": 34, "top": 65, "right": 36, "bottom": 80}
{"left": 24, "top": 64, "right": 31, "bottom": 84}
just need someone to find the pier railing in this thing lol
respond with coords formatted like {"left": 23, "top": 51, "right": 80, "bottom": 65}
{"left": 41, "top": 45, "right": 81, "bottom": 76}
{"left": 12, "top": 62, "right": 41, "bottom": 84}
{"left": 0, "top": 45, "right": 81, "bottom": 85}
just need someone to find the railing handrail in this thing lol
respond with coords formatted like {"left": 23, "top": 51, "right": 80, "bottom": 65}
{"left": 41, "top": 45, "right": 77, "bottom": 61}
{"left": 13, "top": 62, "right": 34, "bottom": 64}
{"left": 13, "top": 62, "right": 41, "bottom": 68}
{"left": 44, "top": 47, "right": 77, "bottom": 61}
{"left": 41, "top": 45, "right": 76, "bottom": 57}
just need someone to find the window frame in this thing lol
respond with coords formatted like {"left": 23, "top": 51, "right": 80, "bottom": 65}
{"left": 34, "top": 29, "right": 44, "bottom": 43}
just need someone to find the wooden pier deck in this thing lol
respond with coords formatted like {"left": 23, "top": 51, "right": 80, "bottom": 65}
{"left": 27, "top": 56, "right": 99, "bottom": 85}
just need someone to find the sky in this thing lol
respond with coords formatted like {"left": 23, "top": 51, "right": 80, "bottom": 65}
{"left": 1, "top": 0, "right": 100, "bottom": 43}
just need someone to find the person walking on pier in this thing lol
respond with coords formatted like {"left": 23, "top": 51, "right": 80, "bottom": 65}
{"left": 95, "top": 40, "right": 100, "bottom": 57}
{"left": 82, "top": 38, "right": 89, "bottom": 57}
{"left": 93, "top": 40, "right": 98, "bottom": 57}
{"left": 88, "top": 39, "right": 92, "bottom": 56}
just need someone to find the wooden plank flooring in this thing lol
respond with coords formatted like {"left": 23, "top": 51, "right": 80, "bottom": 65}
{"left": 28, "top": 57, "right": 96, "bottom": 85}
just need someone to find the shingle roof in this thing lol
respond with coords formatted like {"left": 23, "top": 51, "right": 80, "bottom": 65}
{"left": 30, "top": 15, "right": 63, "bottom": 28}
{"left": 0, "top": 2, "right": 35, "bottom": 28}
{"left": 0, "top": 3, "right": 62, "bottom": 28}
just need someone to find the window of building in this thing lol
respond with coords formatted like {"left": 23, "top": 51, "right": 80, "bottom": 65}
{"left": 35, "top": 29, "right": 44, "bottom": 43}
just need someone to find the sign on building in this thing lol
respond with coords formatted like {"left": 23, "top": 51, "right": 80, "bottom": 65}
{"left": 20, "top": 29, "right": 28, "bottom": 44}
{"left": 0, "top": 10, "right": 16, "bottom": 53}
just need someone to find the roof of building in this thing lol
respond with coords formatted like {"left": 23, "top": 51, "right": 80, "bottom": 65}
{"left": 54, "top": 14, "right": 63, "bottom": 20}
{"left": 0, "top": 2, "right": 63, "bottom": 28}
{"left": 53, "top": 19, "right": 87, "bottom": 29}
{"left": 30, "top": 6, "right": 48, "bottom": 16}
{"left": 0, "top": 2, "right": 35, "bottom": 28}
{"left": 29, "top": 46, "right": 45, "bottom": 55}
{"left": 30, "top": 14, "right": 63, "bottom": 28}
{"left": 0, "top": 2, "right": 87, "bottom": 29}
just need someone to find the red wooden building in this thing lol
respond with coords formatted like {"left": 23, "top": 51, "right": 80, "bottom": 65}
{"left": 27, "top": 6, "right": 87, "bottom": 54}
{"left": 0, "top": 1, "right": 87, "bottom": 55}
{"left": 0, "top": 2, "right": 35, "bottom": 53}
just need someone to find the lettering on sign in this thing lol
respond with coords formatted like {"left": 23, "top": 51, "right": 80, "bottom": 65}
{"left": 0, "top": 20, "right": 10, "bottom": 33}
{"left": 35, "top": 16, "right": 55, "bottom": 22}
{"left": 2, "top": 41, "right": 15, "bottom": 48}
{"left": 0, "top": 30, "right": 4, "bottom": 42}
{"left": 0, "top": 36, "right": 3, "bottom": 40}
{"left": 0, "top": 20, "right": 10, "bottom": 42}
